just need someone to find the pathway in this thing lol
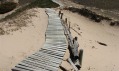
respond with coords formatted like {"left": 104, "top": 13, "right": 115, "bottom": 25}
{"left": 12, "top": 8, "right": 68, "bottom": 71}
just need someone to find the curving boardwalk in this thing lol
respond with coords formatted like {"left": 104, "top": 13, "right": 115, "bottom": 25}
{"left": 12, "top": 8, "right": 67, "bottom": 71}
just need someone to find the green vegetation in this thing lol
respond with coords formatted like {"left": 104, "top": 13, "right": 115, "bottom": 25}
{"left": 0, "top": 2, "right": 17, "bottom": 14}
{"left": 0, "top": 0, "right": 59, "bottom": 21}
{"left": 77, "top": 0, "right": 119, "bottom": 10}
{"left": 29, "top": 0, "right": 59, "bottom": 8}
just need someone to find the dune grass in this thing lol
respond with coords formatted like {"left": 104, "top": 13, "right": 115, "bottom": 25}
{"left": 0, "top": 0, "right": 59, "bottom": 21}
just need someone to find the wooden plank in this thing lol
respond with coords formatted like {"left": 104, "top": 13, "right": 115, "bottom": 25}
{"left": 17, "top": 62, "right": 56, "bottom": 71}
{"left": 49, "top": 20, "right": 61, "bottom": 25}
{"left": 46, "top": 33, "right": 64, "bottom": 35}
{"left": 46, "top": 29, "right": 63, "bottom": 31}
{"left": 49, "top": 17, "right": 60, "bottom": 19}
{"left": 43, "top": 46, "right": 67, "bottom": 50}
{"left": 42, "top": 48, "right": 66, "bottom": 52}
{"left": 44, "top": 43, "right": 67, "bottom": 47}
{"left": 12, "top": 67, "right": 33, "bottom": 71}
{"left": 49, "top": 18, "right": 60, "bottom": 21}
{"left": 33, "top": 52, "right": 62, "bottom": 60}
{"left": 48, "top": 23, "right": 62, "bottom": 25}
{"left": 25, "top": 58, "right": 60, "bottom": 68}
{"left": 44, "top": 44, "right": 67, "bottom": 49}
{"left": 45, "top": 42, "right": 66, "bottom": 44}
{"left": 46, "top": 36, "right": 65, "bottom": 38}
{"left": 45, "top": 41, "right": 66, "bottom": 43}
{"left": 46, "top": 34, "right": 65, "bottom": 36}
{"left": 46, "top": 37, "right": 65, "bottom": 39}
{"left": 16, "top": 64, "right": 45, "bottom": 71}
{"left": 39, "top": 49, "right": 64, "bottom": 55}
{"left": 47, "top": 26, "right": 62, "bottom": 28}
{"left": 46, "top": 38, "right": 66, "bottom": 40}
{"left": 27, "top": 55, "right": 60, "bottom": 65}
{"left": 46, "top": 29, "right": 64, "bottom": 31}
{"left": 49, "top": 20, "right": 61, "bottom": 23}
{"left": 46, "top": 31, "right": 64, "bottom": 33}
{"left": 47, "top": 27, "right": 63, "bottom": 29}
{"left": 37, "top": 51, "right": 63, "bottom": 58}
{"left": 41, "top": 48, "right": 65, "bottom": 53}
{"left": 43, "top": 46, "right": 68, "bottom": 50}
{"left": 36, "top": 50, "right": 63, "bottom": 58}
{"left": 22, "top": 59, "right": 59, "bottom": 68}
{"left": 43, "top": 45, "right": 67, "bottom": 50}
{"left": 46, "top": 40, "right": 66, "bottom": 42}
{"left": 46, "top": 40, "right": 66, "bottom": 43}
{"left": 19, "top": 60, "right": 58, "bottom": 71}
{"left": 48, "top": 25, "right": 62, "bottom": 27}
{"left": 46, "top": 31, "right": 63, "bottom": 33}
{"left": 30, "top": 53, "right": 61, "bottom": 62}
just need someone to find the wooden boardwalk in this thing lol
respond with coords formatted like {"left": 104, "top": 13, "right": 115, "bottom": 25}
{"left": 12, "top": 8, "right": 67, "bottom": 71}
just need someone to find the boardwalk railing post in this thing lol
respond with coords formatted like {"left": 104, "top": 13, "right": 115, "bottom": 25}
{"left": 61, "top": 13, "right": 63, "bottom": 19}
{"left": 69, "top": 22, "right": 71, "bottom": 33}
{"left": 59, "top": 11, "right": 61, "bottom": 16}
{"left": 65, "top": 18, "right": 67, "bottom": 23}
{"left": 79, "top": 49, "right": 83, "bottom": 67}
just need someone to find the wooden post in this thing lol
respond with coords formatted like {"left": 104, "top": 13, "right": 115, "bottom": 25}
{"left": 59, "top": 11, "right": 61, "bottom": 16}
{"left": 65, "top": 18, "right": 67, "bottom": 23}
{"left": 69, "top": 22, "right": 71, "bottom": 33}
{"left": 79, "top": 49, "right": 83, "bottom": 67}
{"left": 61, "top": 13, "right": 63, "bottom": 19}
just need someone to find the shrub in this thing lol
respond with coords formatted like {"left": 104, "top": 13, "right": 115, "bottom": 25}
{"left": 0, "top": 0, "right": 59, "bottom": 21}
{"left": 0, "top": 2, "right": 17, "bottom": 14}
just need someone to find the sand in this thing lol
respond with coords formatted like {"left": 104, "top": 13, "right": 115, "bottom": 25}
{"left": 59, "top": 10, "right": 119, "bottom": 71}
{"left": 0, "top": 8, "right": 48, "bottom": 71}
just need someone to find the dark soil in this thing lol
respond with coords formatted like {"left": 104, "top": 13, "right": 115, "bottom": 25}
{"left": 72, "top": 0, "right": 119, "bottom": 10}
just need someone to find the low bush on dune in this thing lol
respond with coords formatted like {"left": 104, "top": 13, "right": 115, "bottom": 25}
{"left": 29, "top": 0, "right": 59, "bottom": 8}
{"left": 65, "top": 7, "right": 111, "bottom": 22}
{"left": 0, "top": 0, "right": 59, "bottom": 21}
{"left": 0, "top": 2, "right": 18, "bottom": 14}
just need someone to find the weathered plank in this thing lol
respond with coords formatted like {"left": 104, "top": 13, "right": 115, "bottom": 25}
{"left": 33, "top": 52, "right": 62, "bottom": 59}
{"left": 27, "top": 55, "right": 60, "bottom": 64}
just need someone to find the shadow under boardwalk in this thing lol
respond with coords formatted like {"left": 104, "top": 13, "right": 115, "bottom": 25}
{"left": 12, "top": 8, "right": 67, "bottom": 71}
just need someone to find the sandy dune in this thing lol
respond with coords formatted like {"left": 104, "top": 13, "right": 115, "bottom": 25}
{"left": 0, "top": 0, "right": 119, "bottom": 71}
{"left": 0, "top": 8, "right": 48, "bottom": 71}
{"left": 59, "top": 10, "right": 119, "bottom": 71}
